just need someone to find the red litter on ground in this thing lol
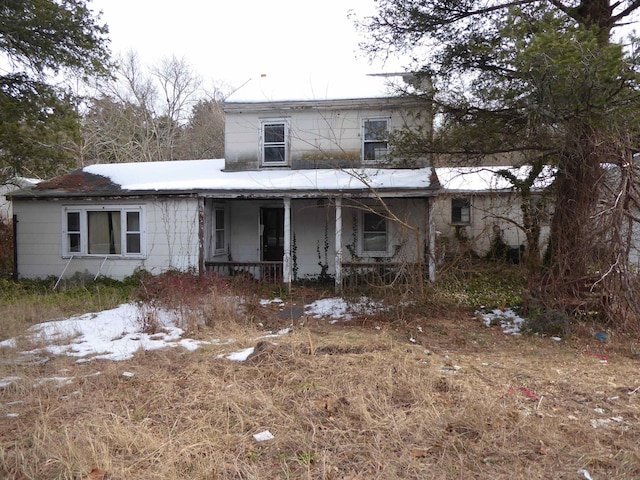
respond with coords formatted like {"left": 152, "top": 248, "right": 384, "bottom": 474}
{"left": 508, "top": 386, "right": 540, "bottom": 401}
{"left": 585, "top": 352, "right": 609, "bottom": 363}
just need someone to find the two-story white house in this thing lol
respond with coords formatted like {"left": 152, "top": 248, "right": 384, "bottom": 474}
{"left": 10, "top": 74, "right": 440, "bottom": 290}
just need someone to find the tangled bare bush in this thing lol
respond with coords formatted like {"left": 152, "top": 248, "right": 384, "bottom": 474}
{"left": 132, "top": 269, "right": 254, "bottom": 332}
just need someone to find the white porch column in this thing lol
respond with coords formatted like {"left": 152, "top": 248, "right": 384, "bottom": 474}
{"left": 334, "top": 197, "right": 343, "bottom": 293}
{"left": 283, "top": 197, "right": 292, "bottom": 290}
{"left": 427, "top": 197, "right": 436, "bottom": 282}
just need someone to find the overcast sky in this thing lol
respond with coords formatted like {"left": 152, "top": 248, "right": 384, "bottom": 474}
{"left": 90, "top": 0, "right": 406, "bottom": 92}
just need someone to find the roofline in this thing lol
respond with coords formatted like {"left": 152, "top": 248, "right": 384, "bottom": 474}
{"left": 11, "top": 187, "right": 440, "bottom": 201}
{"left": 223, "top": 95, "right": 424, "bottom": 113}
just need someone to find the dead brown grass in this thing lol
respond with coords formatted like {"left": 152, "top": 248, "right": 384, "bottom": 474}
{"left": 1, "top": 288, "right": 640, "bottom": 479}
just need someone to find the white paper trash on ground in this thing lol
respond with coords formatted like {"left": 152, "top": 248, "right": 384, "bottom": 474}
{"left": 253, "top": 430, "right": 275, "bottom": 442}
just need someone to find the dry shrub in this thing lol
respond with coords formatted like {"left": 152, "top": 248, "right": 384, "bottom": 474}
{"left": 133, "top": 270, "right": 255, "bottom": 333}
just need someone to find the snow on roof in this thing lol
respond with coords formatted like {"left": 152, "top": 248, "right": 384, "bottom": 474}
{"left": 225, "top": 72, "right": 407, "bottom": 103}
{"left": 84, "top": 159, "right": 434, "bottom": 193}
{"left": 435, "top": 166, "right": 555, "bottom": 192}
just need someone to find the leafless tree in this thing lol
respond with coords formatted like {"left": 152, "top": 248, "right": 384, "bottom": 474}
{"left": 81, "top": 52, "right": 225, "bottom": 164}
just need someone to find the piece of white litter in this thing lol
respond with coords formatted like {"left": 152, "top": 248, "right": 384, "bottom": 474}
{"left": 590, "top": 418, "right": 611, "bottom": 428}
{"left": 551, "top": 337, "right": 562, "bottom": 342}
{"left": 6, "top": 413, "right": 19, "bottom": 418}
{"left": 253, "top": 430, "right": 275, "bottom": 442}
{"left": 121, "top": 371, "right": 135, "bottom": 378}
{"left": 226, "top": 347, "right": 255, "bottom": 362}
{"left": 409, "top": 337, "right": 417, "bottom": 343}
{"left": 257, "top": 327, "right": 292, "bottom": 340}
{"left": 578, "top": 469, "right": 594, "bottom": 480}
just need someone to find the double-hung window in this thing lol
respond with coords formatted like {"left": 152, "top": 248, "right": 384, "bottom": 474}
{"left": 63, "top": 206, "right": 144, "bottom": 257}
{"left": 261, "top": 120, "right": 288, "bottom": 166}
{"left": 361, "top": 211, "right": 389, "bottom": 255}
{"left": 363, "top": 118, "right": 390, "bottom": 164}
{"left": 214, "top": 207, "right": 225, "bottom": 254}
{"left": 451, "top": 198, "right": 471, "bottom": 224}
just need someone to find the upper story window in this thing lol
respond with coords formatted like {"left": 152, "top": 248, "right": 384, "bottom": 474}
{"left": 363, "top": 118, "right": 390, "bottom": 164}
{"left": 63, "top": 206, "right": 144, "bottom": 257}
{"left": 261, "top": 120, "right": 289, "bottom": 166}
{"left": 451, "top": 198, "right": 471, "bottom": 224}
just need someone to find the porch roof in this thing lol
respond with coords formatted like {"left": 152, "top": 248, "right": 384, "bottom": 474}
{"left": 14, "top": 159, "right": 439, "bottom": 199}
{"left": 435, "top": 166, "right": 555, "bottom": 193}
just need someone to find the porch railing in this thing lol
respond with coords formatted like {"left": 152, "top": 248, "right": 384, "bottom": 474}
{"left": 205, "top": 261, "right": 283, "bottom": 283}
{"left": 341, "top": 262, "right": 427, "bottom": 289}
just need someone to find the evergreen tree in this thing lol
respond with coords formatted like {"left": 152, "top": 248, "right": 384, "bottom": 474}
{"left": 359, "top": 0, "right": 640, "bottom": 323}
{"left": 0, "top": 0, "right": 111, "bottom": 179}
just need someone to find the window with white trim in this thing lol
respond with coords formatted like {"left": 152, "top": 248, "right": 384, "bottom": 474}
{"left": 360, "top": 211, "right": 389, "bottom": 255}
{"left": 261, "top": 120, "right": 288, "bottom": 165}
{"left": 363, "top": 118, "right": 390, "bottom": 163}
{"left": 214, "top": 207, "right": 225, "bottom": 253}
{"left": 451, "top": 198, "right": 471, "bottom": 224}
{"left": 63, "top": 206, "right": 144, "bottom": 257}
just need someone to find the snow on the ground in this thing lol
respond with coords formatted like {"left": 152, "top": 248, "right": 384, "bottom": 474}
{"left": 0, "top": 303, "right": 209, "bottom": 363}
{"left": 304, "top": 296, "right": 386, "bottom": 323}
{"left": 477, "top": 308, "right": 526, "bottom": 335}
{"left": 0, "top": 296, "right": 370, "bottom": 377}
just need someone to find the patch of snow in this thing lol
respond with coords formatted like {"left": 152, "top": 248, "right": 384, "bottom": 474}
{"left": 33, "top": 377, "right": 74, "bottom": 388}
{"left": 226, "top": 347, "right": 255, "bottom": 362}
{"left": 305, "top": 296, "right": 386, "bottom": 321}
{"left": 2, "top": 303, "right": 211, "bottom": 363}
{"left": 84, "top": 159, "right": 433, "bottom": 193}
{"left": 477, "top": 308, "right": 526, "bottom": 335}
{"left": 0, "top": 376, "right": 21, "bottom": 388}
{"left": 260, "top": 298, "right": 285, "bottom": 306}
{"left": 436, "top": 166, "right": 555, "bottom": 192}
{"left": 0, "top": 338, "right": 16, "bottom": 348}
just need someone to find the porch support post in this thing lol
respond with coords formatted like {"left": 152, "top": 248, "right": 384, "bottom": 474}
{"left": 334, "top": 197, "right": 343, "bottom": 293}
{"left": 198, "top": 197, "right": 205, "bottom": 275}
{"left": 427, "top": 197, "right": 436, "bottom": 282}
{"left": 283, "top": 197, "right": 292, "bottom": 291}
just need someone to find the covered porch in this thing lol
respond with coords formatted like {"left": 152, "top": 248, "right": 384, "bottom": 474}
{"left": 198, "top": 193, "right": 438, "bottom": 292}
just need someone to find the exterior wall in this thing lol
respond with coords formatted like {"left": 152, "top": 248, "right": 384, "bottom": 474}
{"left": 1, "top": 179, "right": 39, "bottom": 221}
{"left": 14, "top": 197, "right": 200, "bottom": 281}
{"left": 0, "top": 184, "right": 13, "bottom": 221}
{"left": 433, "top": 192, "right": 550, "bottom": 259}
{"left": 224, "top": 101, "right": 430, "bottom": 170}
{"left": 211, "top": 197, "right": 429, "bottom": 279}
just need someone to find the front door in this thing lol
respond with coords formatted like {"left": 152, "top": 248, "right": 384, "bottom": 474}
{"left": 261, "top": 207, "right": 284, "bottom": 261}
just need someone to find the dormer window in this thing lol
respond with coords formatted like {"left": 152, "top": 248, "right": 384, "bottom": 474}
{"left": 363, "top": 118, "right": 390, "bottom": 164}
{"left": 261, "top": 120, "right": 289, "bottom": 166}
